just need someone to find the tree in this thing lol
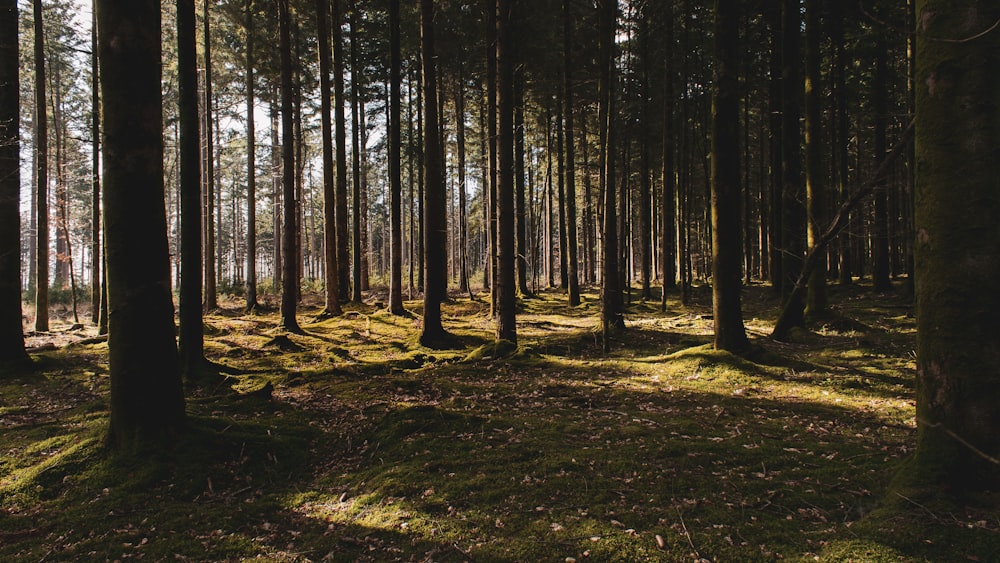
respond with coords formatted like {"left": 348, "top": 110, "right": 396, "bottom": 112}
{"left": 710, "top": 0, "right": 749, "bottom": 353}
{"left": 803, "top": 0, "right": 826, "bottom": 316}
{"left": 317, "top": 0, "right": 341, "bottom": 316}
{"left": 387, "top": 0, "right": 404, "bottom": 315}
{"left": 98, "top": 0, "right": 186, "bottom": 448}
{"left": 778, "top": 0, "right": 805, "bottom": 333}
{"left": 495, "top": 0, "right": 516, "bottom": 344}
{"left": 0, "top": 0, "right": 27, "bottom": 364}
{"left": 178, "top": 0, "right": 205, "bottom": 380}
{"left": 599, "top": 0, "right": 623, "bottom": 345}
{"left": 912, "top": 0, "right": 1000, "bottom": 490}
{"left": 33, "top": 0, "right": 49, "bottom": 333}
{"left": 245, "top": 0, "right": 260, "bottom": 312}
{"left": 278, "top": 0, "right": 300, "bottom": 332}
{"left": 202, "top": 0, "right": 218, "bottom": 311}
{"left": 90, "top": 0, "right": 101, "bottom": 325}
{"left": 562, "top": 0, "right": 580, "bottom": 307}
{"left": 419, "top": 0, "right": 450, "bottom": 347}
{"left": 332, "top": 0, "right": 350, "bottom": 303}
{"left": 660, "top": 0, "right": 676, "bottom": 311}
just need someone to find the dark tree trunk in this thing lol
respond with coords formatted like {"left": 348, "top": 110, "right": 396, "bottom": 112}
{"left": 486, "top": 9, "right": 498, "bottom": 315}
{"left": 333, "top": 0, "right": 350, "bottom": 302}
{"left": 779, "top": 0, "right": 805, "bottom": 329}
{"left": 270, "top": 91, "right": 281, "bottom": 291}
{"left": 317, "top": 0, "right": 340, "bottom": 315}
{"left": 350, "top": 2, "right": 363, "bottom": 303}
{"left": 766, "top": 0, "right": 782, "bottom": 293}
{"left": 831, "top": 1, "right": 851, "bottom": 285}
{"left": 913, "top": 0, "right": 1000, "bottom": 489}
{"left": 599, "top": 0, "right": 623, "bottom": 344}
{"left": 388, "top": 0, "right": 404, "bottom": 314}
{"left": 90, "top": 0, "right": 101, "bottom": 325}
{"left": 33, "top": 0, "right": 49, "bottom": 333}
{"left": 278, "top": 0, "right": 300, "bottom": 332}
{"left": 419, "top": 0, "right": 450, "bottom": 346}
{"left": 563, "top": 0, "right": 580, "bottom": 306}
{"left": 178, "top": 0, "right": 205, "bottom": 380}
{"left": 495, "top": 0, "right": 517, "bottom": 344}
{"left": 514, "top": 72, "right": 529, "bottom": 296}
{"left": 456, "top": 68, "right": 469, "bottom": 294}
{"left": 202, "top": 0, "right": 218, "bottom": 311}
{"left": 804, "top": 0, "right": 826, "bottom": 316}
{"left": 660, "top": 0, "right": 676, "bottom": 311}
{"left": 245, "top": 0, "right": 259, "bottom": 311}
{"left": 0, "top": 0, "right": 27, "bottom": 363}
{"left": 711, "top": 0, "right": 749, "bottom": 353}
{"left": 637, "top": 7, "right": 652, "bottom": 302}
{"left": 99, "top": 0, "right": 186, "bottom": 448}
{"left": 872, "top": 32, "right": 891, "bottom": 292}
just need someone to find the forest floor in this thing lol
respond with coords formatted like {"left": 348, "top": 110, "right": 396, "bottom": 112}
{"left": 2, "top": 282, "right": 999, "bottom": 562}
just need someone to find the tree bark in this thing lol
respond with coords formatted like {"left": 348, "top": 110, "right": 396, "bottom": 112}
{"left": 178, "top": 0, "right": 205, "bottom": 380}
{"left": 913, "top": 0, "right": 1000, "bottom": 490}
{"left": 99, "top": 0, "right": 186, "bottom": 448}
{"left": 711, "top": 0, "right": 749, "bottom": 353}
{"left": 779, "top": 0, "right": 805, "bottom": 329}
{"left": 872, "top": 32, "right": 891, "bottom": 292}
{"left": 90, "top": 0, "right": 101, "bottom": 325}
{"left": 33, "top": 0, "right": 49, "bottom": 333}
{"left": 349, "top": 2, "right": 363, "bottom": 303}
{"left": 317, "top": 0, "right": 340, "bottom": 315}
{"left": 0, "top": 0, "right": 27, "bottom": 363}
{"left": 245, "top": 0, "right": 259, "bottom": 311}
{"left": 495, "top": 0, "right": 517, "bottom": 344}
{"left": 660, "top": 0, "right": 676, "bottom": 311}
{"left": 278, "top": 0, "right": 300, "bottom": 332}
{"left": 804, "top": 0, "right": 826, "bottom": 315}
{"left": 202, "top": 0, "right": 218, "bottom": 311}
{"left": 332, "top": 0, "right": 350, "bottom": 302}
{"left": 599, "top": 0, "right": 623, "bottom": 345}
{"left": 387, "top": 0, "right": 404, "bottom": 314}
{"left": 563, "top": 0, "right": 580, "bottom": 307}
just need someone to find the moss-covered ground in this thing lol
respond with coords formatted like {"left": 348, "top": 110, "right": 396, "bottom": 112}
{"left": 2, "top": 282, "right": 997, "bottom": 561}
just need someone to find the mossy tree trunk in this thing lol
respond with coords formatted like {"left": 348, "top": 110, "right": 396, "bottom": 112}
{"left": 98, "top": 0, "right": 186, "bottom": 448}
{"left": 913, "top": 0, "right": 1000, "bottom": 490}
{"left": 0, "top": 0, "right": 27, "bottom": 364}
{"left": 710, "top": 0, "right": 749, "bottom": 354}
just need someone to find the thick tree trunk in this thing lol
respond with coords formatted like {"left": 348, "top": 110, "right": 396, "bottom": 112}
{"left": 0, "top": 0, "right": 27, "bottom": 363}
{"left": 178, "top": 0, "right": 205, "bottom": 380}
{"left": 99, "top": 0, "right": 185, "bottom": 448}
{"left": 711, "top": 0, "right": 749, "bottom": 353}
{"left": 779, "top": 0, "right": 805, "bottom": 329}
{"left": 495, "top": 0, "right": 517, "bottom": 344}
{"left": 419, "top": 0, "right": 450, "bottom": 346}
{"left": 388, "top": 0, "right": 404, "bottom": 314}
{"left": 278, "top": 0, "right": 300, "bottom": 332}
{"left": 33, "top": 0, "right": 49, "bottom": 333}
{"left": 913, "top": 0, "right": 1000, "bottom": 490}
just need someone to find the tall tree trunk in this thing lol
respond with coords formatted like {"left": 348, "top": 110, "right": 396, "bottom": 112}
{"left": 495, "top": 0, "right": 517, "bottom": 344}
{"left": 270, "top": 90, "right": 281, "bottom": 291}
{"left": 278, "top": 0, "right": 300, "bottom": 332}
{"left": 804, "top": 0, "right": 826, "bottom": 316}
{"left": 332, "top": 0, "right": 350, "bottom": 302}
{"left": 913, "top": 0, "right": 1000, "bottom": 490}
{"left": 766, "top": 0, "right": 782, "bottom": 293}
{"left": 388, "top": 0, "right": 404, "bottom": 314}
{"left": 779, "top": 0, "right": 805, "bottom": 329}
{"left": 99, "top": 0, "right": 186, "bottom": 448}
{"left": 178, "top": 0, "right": 204, "bottom": 380}
{"left": 0, "top": 0, "right": 27, "bottom": 363}
{"left": 33, "top": 0, "right": 49, "bottom": 333}
{"left": 317, "top": 0, "right": 340, "bottom": 315}
{"left": 202, "top": 0, "right": 218, "bottom": 311}
{"left": 90, "top": 0, "right": 101, "bottom": 325}
{"left": 557, "top": 100, "right": 568, "bottom": 290}
{"left": 456, "top": 69, "right": 469, "bottom": 294}
{"left": 349, "top": 1, "right": 363, "bottom": 303}
{"left": 514, "top": 70, "right": 530, "bottom": 296}
{"left": 831, "top": 1, "right": 851, "bottom": 285}
{"left": 563, "top": 0, "right": 580, "bottom": 306}
{"left": 419, "top": 0, "right": 450, "bottom": 346}
{"left": 245, "top": 0, "right": 259, "bottom": 311}
{"left": 599, "top": 0, "right": 623, "bottom": 345}
{"left": 711, "top": 0, "right": 749, "bottom": 353}
{"left": 637, "top": 6, "right": 652, "bottom": 302}
{"left": 872, "top": 32, "right": 891, "bottom": 292}
{"left": 486, "top": 8, "right": 498, "bottom": 315}
{"left": 660, "top": 0, "right": 676, "bottom": 311}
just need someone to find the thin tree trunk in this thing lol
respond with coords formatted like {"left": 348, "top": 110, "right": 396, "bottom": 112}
{"left": 660, "top": 0, "right": 676, "bottom": 311}
{"left": 349, "top": 2, "right": 363, "bottom": 303}
{"left": 563, "top": 0, "right": 579, "bottom": 306}
{"left": 456, "top": 68, "right": 469, "bottom": 294}
{"left": 202, "top": 0, "right": 217, "bottom": 311}
{"left": 872, "top": 32, "right": 891, "bottom": 292}
{"left": 278, "top": 0, "right": 300, "bottom": 332}
{"left": 245, "top": 0, "right": 259, "bottom": 311}
{"left": 90, "top": 1, "right": 101, "bottom": 325}
{"left": 388, "top": 0, "right": 404, "bottom": 314}
{"left": 333, "top": 0, "right": 350, "bottom": 302}
{"left": 599, "top": 0, "right": 623, "bottom": 346}
{"left": 33, "top": 0, "right": 49, "bottom": 333}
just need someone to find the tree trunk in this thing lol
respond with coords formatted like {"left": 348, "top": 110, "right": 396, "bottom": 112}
{"left": 33, "top": 0, "right": 49, "bottom": 333}
{"left": 660, "top": 0, "right": 676, "bottom": 311}
{"left": 711, "top": 0, "right": 749, "bottom": 353}
{"left": 178, "top": 0, "right": 205, "bottom": 380}
{"left": 495, "top": 0, "right": 517, "bottom": 344}
{"left": 349, "top": 2, "right": 363, "bottom": 303}
{"left": 563, "top": 0, "right": 580, "bottom": 307}
{"left": 637, "top": 7, "right": 652, "bottom": 302}
{"left": 766, "top": 0, "right": 782, "bottom": 293}
{"left": 245, "top": 0, "right": 259, "bottom": 311}
{"left": 872, "top": 32, "right": 891, "bottom": 293}
{"left": 333, "top": 0, "right": 350, "bottom": 302}
{"left": 831, "top": 1, "right": 851, "bottom": 285}
{"left": 779, "top": 0, "right": 805, "bottom": 329}
{"left": 456, "top": 69, "right": 469, "bottom": 294}
{"left": 912, "top": 0, "right": 1000, "bottom": 490}
{"left": 387, "top": 0, "right": 404, "bottom": 314}
{"left": 486, "top": 10, "right": 498, "bottom": 315}
{"left": 0, "top": 0, "right": 26, "bottom": 363}
{"left": 419, "top": 0, "right": 450, "bottom": 346}
{"left": 804, "top": 0, "right": 826, "bottom": 316}
{"left": 90, "top": 0, "right": 101, "bottom": 325}
{"left": 317, "top": 0, "right": 340, "bottom": 315}
{"left": 99, "top": 0, "right": 186, "bottom": 448}
{"left": 514, "top": 71, "right": 530, "bottom": 296}
{"left": 599, "top": 0, "right": 623, "bottom": 345}
{"left": 202, "top": 0, "right": 218, "bottom": 311}
{"left": 278, "top": 0, "right": 300, "bottom": 332}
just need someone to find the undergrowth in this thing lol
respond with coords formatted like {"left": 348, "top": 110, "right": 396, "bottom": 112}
{"left": 2, "top": 282, "right": 997, "bottom": 561}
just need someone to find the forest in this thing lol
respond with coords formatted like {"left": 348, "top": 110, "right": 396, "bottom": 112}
{"left": 1, "top": 0, "right": 998, "bottom": 560}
